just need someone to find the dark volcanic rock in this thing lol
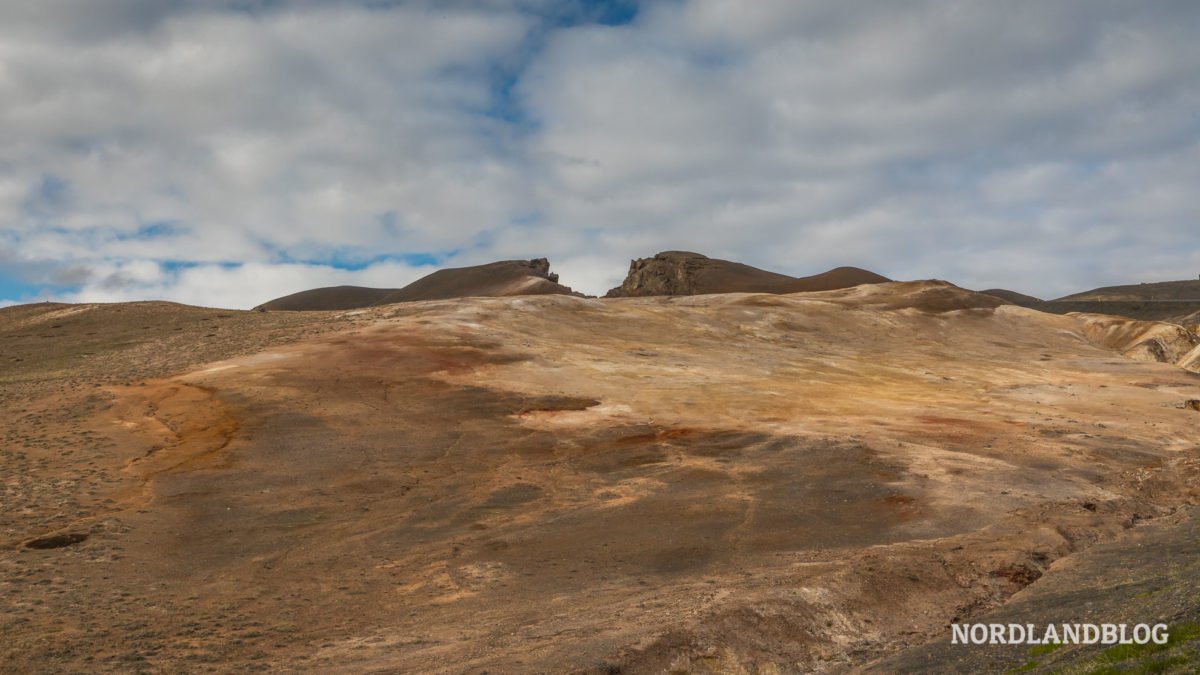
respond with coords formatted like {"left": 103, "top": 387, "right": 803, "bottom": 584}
{"left": 605, "top": 251, "right": 889, "bottom": 298}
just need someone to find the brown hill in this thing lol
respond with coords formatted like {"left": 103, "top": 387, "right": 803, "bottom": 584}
{"left": 604, "top": 250, "right": 889, "bottom": 297}
{"left": 1031, "top": 279, "right": 1200, "bottom": 325}
{"left": 978, "top": 288, "right": 1043, "bottom": 306}
{"left": 1055, "top": 278, "right": 1200, "bottom": 302}
{"left": 254, "top": 286, "right": 393, "bottom": 311}
{"left": 6, "top": 282, "right": 1200, "bottom": 673}
{"left": 256, "top": 258, "right": 578, "bottom": 311}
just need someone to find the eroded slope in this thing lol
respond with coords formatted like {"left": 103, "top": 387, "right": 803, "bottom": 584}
{"left": 3, "top": 282, "right": 1199, "bottom": 673}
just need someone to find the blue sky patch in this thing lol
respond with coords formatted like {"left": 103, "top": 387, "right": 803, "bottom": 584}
{"left": 160, "top": 260, "right": 242, "bottom": 274}
{"left": 271, "top": 250, "right": 451, "bottom": 271}
{"left": 116, "top": 221, "right": 187, "bottom": 241}
{"left": 577, "top": 0, "right": 639, "bottom": 27}
{"left": 0, "top": 272, "right": 80, "bottom": 305}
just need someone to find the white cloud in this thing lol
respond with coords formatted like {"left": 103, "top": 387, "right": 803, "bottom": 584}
{"left": 1, "top": 2, "right": 533, "bottom": 258}
{"left": 64, "top": 259, "right": 432, "bottom": 309}
{"left": 2, "top": 0, "right": 1199, "bottom": 306}
{"left": 514, "top": 1, "right": 1200, "bottom": 297}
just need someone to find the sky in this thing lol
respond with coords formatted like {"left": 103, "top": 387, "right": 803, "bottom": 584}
{"left": 2, "top": 0, "right": 1199, "bottom": 309}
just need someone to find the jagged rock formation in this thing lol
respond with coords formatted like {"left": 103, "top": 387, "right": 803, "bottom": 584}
{"left": 256, "top": 258, "right": 579, "bottom": 311}
{"left": 604, "top": 250, "right": 889, "bottom": 298}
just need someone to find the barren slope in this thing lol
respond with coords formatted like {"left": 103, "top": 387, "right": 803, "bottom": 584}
{"left": 3, "top": 282, "right": 1200, "bottom": 673}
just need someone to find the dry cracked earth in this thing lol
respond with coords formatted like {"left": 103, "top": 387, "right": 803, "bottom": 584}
{"left": 3, "top": 282, "right": 1200, "bottom": 673}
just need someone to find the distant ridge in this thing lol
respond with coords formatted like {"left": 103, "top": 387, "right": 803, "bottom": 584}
{"left": 972, "top": 278, "right": 1200, "bottom": 326}
{"left": 605, "top": 251, "right": 889, "bottom": 298}
{"left": 256, "top": 258, "right": 579, "bottom": 311}
{"left": 978, "top": 288, "right": 1043, "bottom": 306}
{"left": 1055, "top": 279, "right": 1200, "bottom": 302}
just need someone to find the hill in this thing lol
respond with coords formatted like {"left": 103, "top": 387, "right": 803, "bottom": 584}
{"left": 1034, "top": 299, "right": 1200, "bottom": 326}
{"left": 1031, "top": 278, "right": 1200, "bottom": 327}
{"left": 978, "top": 288, "right": 1043, "bottom": 306}
{"left": 256, "top": 258, "right": 578, "bottom": 311}
{"left": 1055, "top": 278, "right": 1200, "bottom": 302}
{"left": 604, "top": 250, "right": 890, "bottom": 297}
{"left": 6, "top": 281, "right": 1200, "bottom": 672}
{"left": 970, "top": 279, "right": 1200, "bottom": 326}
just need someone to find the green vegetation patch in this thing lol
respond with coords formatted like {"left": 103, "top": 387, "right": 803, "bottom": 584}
{"left": 1057, "top": 622, "right": 1200, "bottom": 675}
{"left": 1029, "top": 643, "right": 1063, "bottom": 657}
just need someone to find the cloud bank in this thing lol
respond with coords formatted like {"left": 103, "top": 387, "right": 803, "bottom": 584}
{"left": 2, "top": 0, "right": 1199, "bottom": 307}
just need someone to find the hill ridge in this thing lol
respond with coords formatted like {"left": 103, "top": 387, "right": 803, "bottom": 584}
{"left": 605, "top": 250, "right": 889, "bottom": 297}
{"left": 255, "top": 258, "right": 579, "bottom": 311}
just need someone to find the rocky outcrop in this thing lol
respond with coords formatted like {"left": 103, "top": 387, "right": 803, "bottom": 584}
{"left": 605, "top": 251, "right": 889, "bottom": 298}
{"left": 1075, "top": 313, "right": 1200, "bottom": 372}
{"left": 1180, "top": 343, "right": 1200, "bottom": 372}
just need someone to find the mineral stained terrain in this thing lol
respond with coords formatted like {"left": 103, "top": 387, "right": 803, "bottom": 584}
{"left": 3, "top": 280, "right": 1200, "bottom": 673}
